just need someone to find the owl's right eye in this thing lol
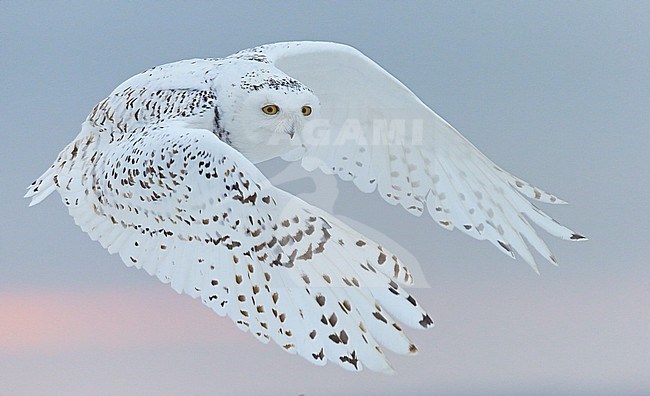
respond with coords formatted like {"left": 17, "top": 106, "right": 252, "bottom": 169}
{"left": 262, "top": 104, "right": 280, "bottom": 115}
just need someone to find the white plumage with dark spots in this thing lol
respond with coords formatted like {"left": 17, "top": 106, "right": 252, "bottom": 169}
{"left": 25, "top": 41, "right": 585, "bottom": 373}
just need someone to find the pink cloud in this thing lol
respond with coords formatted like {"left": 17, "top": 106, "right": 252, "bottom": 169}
{"left": 0, "top": 286, "right": 246, "bottom": 354}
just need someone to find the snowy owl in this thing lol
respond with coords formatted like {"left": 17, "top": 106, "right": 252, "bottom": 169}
{"left": 25, "top": 41, "right": 585, "bottom": 373}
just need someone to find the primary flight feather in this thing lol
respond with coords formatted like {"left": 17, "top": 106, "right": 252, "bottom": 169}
{"left": 25, "top": 41, "right": 584, "bottom": 372}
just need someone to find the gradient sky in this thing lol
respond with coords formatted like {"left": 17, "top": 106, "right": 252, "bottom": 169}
{"left": 1, "top": 1, "right": 648, "bottom": 395}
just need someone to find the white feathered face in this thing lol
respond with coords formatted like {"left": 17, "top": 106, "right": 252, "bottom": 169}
{"left": 222, "top": 75, "right": 319, "bottom": 163}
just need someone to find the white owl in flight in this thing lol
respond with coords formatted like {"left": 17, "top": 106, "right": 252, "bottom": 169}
{"left": 26, "top": 41, "right": 584, "bottom": 373}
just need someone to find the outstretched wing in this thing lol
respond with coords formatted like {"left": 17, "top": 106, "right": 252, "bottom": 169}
{"left": 26, "top": 123, "right": 432, "bottom": 373}
{"left": 236, "top": 41, "right": 586, "bottom": 271}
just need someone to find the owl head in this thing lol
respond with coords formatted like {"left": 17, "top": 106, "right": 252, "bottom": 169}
{"left": 217, "top": 65, "right": 319, "bottom": 163}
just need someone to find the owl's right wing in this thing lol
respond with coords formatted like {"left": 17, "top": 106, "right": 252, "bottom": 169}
{"left": 25, "top": 123, "right": 432, "bottom": 373}
{"left": 237, "top": 41, "right": 586, "bottom": 272}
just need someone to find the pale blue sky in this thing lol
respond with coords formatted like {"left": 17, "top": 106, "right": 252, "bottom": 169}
{"left": 1, "top": 1, "right": 648, "bottom": 395}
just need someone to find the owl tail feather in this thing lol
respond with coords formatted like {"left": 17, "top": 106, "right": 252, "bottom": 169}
{"left": 25, "top": 165, "right": 57, "bottom": 206}
{"left": 25, "top": 131, "right": 95, "bottom": 207}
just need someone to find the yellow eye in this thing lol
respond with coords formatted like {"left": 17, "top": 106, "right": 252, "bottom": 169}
{"left": 262, "top": 104, "right": 279, "bottom": 115}
{"left": 301, "top": 105, "right": 312, "bottom": 116}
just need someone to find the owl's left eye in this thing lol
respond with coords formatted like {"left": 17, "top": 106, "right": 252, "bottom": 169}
{"left": 262, "top": 104, "right": 280, "bottom": 115}
{"left": 301, "top": 106, "right": 312, "bottom": 116}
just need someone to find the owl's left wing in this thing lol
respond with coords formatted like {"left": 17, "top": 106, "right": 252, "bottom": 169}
{"left": 26, "top": 123, "right": 432, "bottom": 372}
{"left": 236, "top": 41, "right": 586, "bottom": 272}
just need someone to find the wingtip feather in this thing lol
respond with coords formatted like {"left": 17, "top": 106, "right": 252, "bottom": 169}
{"left": 570, "top": 233, "right": 588, "bottom": 241}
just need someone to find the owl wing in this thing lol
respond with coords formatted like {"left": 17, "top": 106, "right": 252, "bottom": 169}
{"left": 238, "top": 41, "right": 586, "bottom": 272}
{"left": 26, "top": 123, "right": 432, "bottom": 373}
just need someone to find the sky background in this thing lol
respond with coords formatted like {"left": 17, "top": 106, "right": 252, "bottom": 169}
{"left": 1, "top": 1, "right": 648, "bottom": 395}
